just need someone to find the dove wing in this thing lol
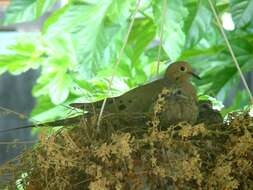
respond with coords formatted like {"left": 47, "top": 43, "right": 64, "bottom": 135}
{"left": 70, "top": 79, "right": 168, "bottom": 113}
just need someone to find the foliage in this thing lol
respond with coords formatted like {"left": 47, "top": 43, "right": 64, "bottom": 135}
{"left": 0, "top": 0, "right": 252, "bottom": 122}
{"left": 2, "top": 0, "right": 58, "bottom": 25}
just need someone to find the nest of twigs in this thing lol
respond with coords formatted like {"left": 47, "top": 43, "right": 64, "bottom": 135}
{"left": 0, "top": 105, "right": 253, "bottom": 189}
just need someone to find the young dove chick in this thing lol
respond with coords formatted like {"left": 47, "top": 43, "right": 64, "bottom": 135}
{"left": 196, "top": 100, "right": 223, "bottom": 125}
{"left": 70, "top": 61, "right": 200, "bottom": 116}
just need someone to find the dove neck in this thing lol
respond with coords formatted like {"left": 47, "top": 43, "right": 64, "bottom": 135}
{"left": 165, "top": 75, "right": 188, "bottom": 85}
{"left": 165, "top": 76, "right": 197, "bottom": 102}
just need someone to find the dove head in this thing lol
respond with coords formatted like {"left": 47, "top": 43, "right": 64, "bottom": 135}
{"left": 165, "top": 61, "right": 200, "bottom": 83}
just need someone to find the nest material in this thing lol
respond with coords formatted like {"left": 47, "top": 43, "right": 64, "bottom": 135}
{"left": 0, "top": 106, "right": 253, "bottom": 189}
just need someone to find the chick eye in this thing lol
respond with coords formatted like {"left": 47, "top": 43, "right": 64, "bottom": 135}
{"left": 175, "top": 89, "right": 182, "bottom": 95}
{"left": 180, "top": 66, "right": 186, "bottom": 72}
{"left": 201, "top": 103, "right": 210, "bottom": 109}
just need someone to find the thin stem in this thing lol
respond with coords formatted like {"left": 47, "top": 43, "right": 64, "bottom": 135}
{"left": 156, "top": 0, "right": 167, "bottom": 75}
{"left": 97, "top": 0, "right": 142, "bottom": 127}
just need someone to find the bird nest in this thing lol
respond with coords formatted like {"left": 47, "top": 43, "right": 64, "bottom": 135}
{"left": 0, "top": 106, "right": 253, "bottom": 189}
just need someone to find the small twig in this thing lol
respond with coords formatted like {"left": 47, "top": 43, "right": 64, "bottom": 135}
{"left": 0, "top": 105, "right": 61, "bottom": 131}
{"left": 0, "top": 106, "right": 32, "bottom": 121}
{"left": 208, "top": 0, "right": 253, "bottom": 104}
{"left": 97, "top": 0, "right": 142, "bottom": 127}
{"left": 156, "top": 0, "right": 167, "bottom": 75}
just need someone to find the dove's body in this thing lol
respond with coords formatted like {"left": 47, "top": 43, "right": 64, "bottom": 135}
{"left": 71, "top": 79, "right": 168, "bottom": 113}
{"left": 73, "top": 79, "right": 167, "bottom": 112}
{"left": 71, "top": 61, "right": 200, "bottom": 126}
{"left": 0, "top": 61, "right": 200, "bottom": 133}
{"left": 71, "top": 77, "right": 197, "bottom": 114}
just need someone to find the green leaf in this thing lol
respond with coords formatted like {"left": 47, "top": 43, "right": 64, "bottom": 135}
{"left": 34, "top": 55, "right": 74, "bottom": 104}
{"left": 152, "top": 0, "right": 188, "bottom": 60}
{"left": 45, "top": 33, "right": 78, "bottom": 69}
{"left": 128, "top": 18, "right": 156, "bottom": 63}
{"left": 125, "top": 17, "right": 156, "bottom": 85}
{"left": 222, "top": 90, "right": 250, "bottom": 115}
{"left": 43, "top": 0, "right": 133, "bottom": 79}
{"left": 185, "top": 36, "right": 253, "bottom": 105}
{"left": 184, "top": 0, "right": 212, "bottom": 48}
{"left": 0, "top": 39, "right": 45, "bottom": 75}
{"left": 0, "top": 54, "right": 38, "bottom": 75}
{"left": 36, "top": 0, "right": 58, "bottom": 18}
{"left": 3, "top": 0, "right": 57, "bottom": 25}
{"left": 230, "top": 0, "right": 253, "bottom": 28}
{"left": 49, "top": 73, "right": 72, "bottom": 104}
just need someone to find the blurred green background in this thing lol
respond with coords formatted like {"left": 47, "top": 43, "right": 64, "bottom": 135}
{"left": 0, "top": 0, "right": 252, "bottom": 128}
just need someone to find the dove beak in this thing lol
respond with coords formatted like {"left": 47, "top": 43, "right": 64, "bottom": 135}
{"left": 188, "top": 71, "right": 201, "bottom": 80}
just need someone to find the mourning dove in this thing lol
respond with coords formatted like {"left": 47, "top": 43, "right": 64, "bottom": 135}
{"left": 0, "top": 61, "right": 200, "bottom": 132}
{"left": 196, "top": 100, "right": 223, "bottom": 125}
{"left": 70, "top": 61, "right": 200, "bottom": 115}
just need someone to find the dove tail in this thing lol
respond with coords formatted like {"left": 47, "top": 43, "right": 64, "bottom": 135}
{"left": 0, "top": 115, "right": 89, "bottom": 133}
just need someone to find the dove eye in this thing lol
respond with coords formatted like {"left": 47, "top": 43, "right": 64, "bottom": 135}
{"left": 180, "top": 66, "right": 186, "bottom": 72}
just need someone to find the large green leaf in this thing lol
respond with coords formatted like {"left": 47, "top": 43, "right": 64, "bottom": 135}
{"left": 33, "top": 42, "right": 77, "bottom": 104}
{"left": 182, "top": 36, "right": 253, "bottom": 104}
{"left": 122, "top": 17, "right": 156, "bottom": 86}
{"left": 3, "top": 0, "right": 58, "bottom": 25}
{"left": 128, "top": 18, "right": 156, "bottom": 63}
{"left": 43, "top": 0, "right": 133, "bottom": 79}
{"left": 184, "top": 0, "right": 212, "bottom": 49}
{"left": 152, "top": 0, "right": 188, "bottom": 60}
{"left": 222, "top": 90, "right": 250, "bottom": 114}
{"left": 230, "top": 0, "right": 253, "bottom": 28}
{"left": 95, "top": 17, "right": 156, "bottom": 89}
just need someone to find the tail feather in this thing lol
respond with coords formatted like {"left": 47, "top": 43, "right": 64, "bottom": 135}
{"left": 0, "top": 115, "right": 89, "bottom": 133}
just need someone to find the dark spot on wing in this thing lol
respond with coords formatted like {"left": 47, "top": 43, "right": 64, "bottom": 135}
{"left": 118, "top": 104, "right": 126, "bottom": 110}
{"left": 108, "top": 99, "right": 113, "bottom": 104}
{"left": 128, "top": 99, "right": 132, "bottom": 103}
